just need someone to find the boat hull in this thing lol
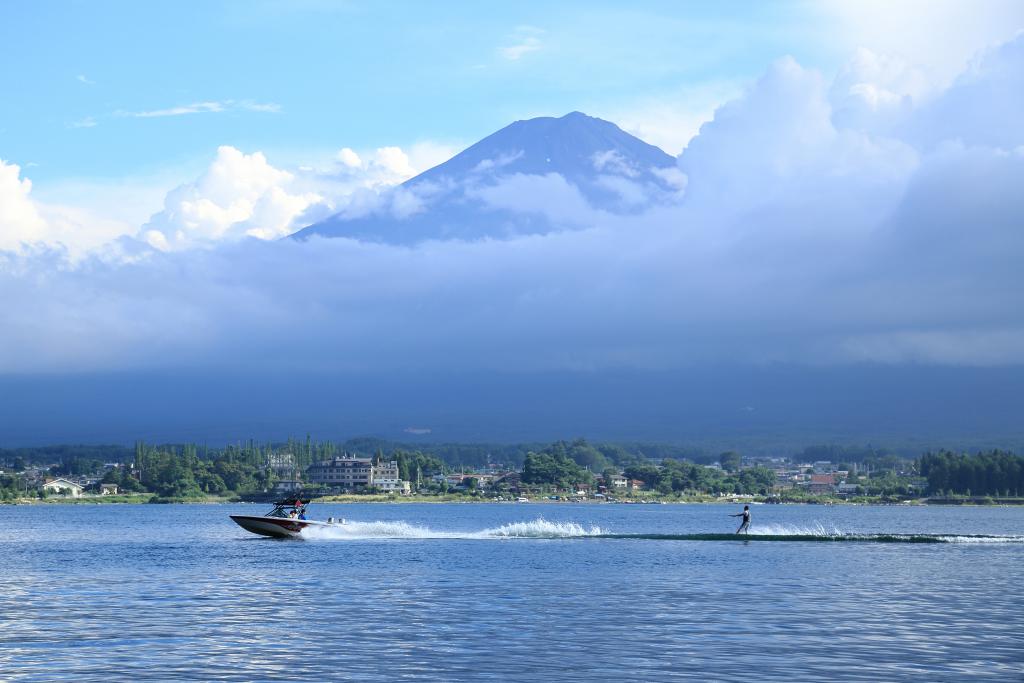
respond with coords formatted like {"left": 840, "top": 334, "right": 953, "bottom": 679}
{"left": 230, "top": 514, "right": 318, "bottom": 538}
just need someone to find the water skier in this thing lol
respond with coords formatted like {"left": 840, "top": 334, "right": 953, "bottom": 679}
{"left": 730, "top": 504, "right": 751, "bottom": 534}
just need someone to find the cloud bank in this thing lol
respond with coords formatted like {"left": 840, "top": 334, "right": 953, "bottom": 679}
{"left": 0, "top": 141, "right": 456, "bottom": 255}
{"left": 1, "top": 37, "right": 1023, "bottom": 375}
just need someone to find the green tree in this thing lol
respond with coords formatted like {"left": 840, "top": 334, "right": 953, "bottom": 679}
{"left": 719, "top": 451, "right": 741, "bottom": 473}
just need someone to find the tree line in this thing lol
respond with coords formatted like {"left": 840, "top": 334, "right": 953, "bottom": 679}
{"left": 519, "top": 441, "right": 777, "bottom": 495}
{"left": 918, "top": 450, "right": 1023, "bottom": 496}
{"left": 3, "top": 439, "right": 1021, "bottom": 500}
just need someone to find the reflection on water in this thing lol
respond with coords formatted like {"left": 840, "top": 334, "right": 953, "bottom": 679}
{"left": 0, "top": 503, "right": 1021, "bottom": 681}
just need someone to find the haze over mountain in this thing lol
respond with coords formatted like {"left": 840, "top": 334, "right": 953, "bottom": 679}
{"left": 294, "top": 112, "right": 685, "bottom": 244}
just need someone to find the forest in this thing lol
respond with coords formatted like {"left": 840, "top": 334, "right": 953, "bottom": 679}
{"left": 518, "top": 443, "right": 777, "bottom": 495}
{"left": 918, "top": 450, "right": 1024, "bottom": 496}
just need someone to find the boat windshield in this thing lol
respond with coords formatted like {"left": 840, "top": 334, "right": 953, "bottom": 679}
{"left": 266, "top": 498, "right": 312, "bottom": 518}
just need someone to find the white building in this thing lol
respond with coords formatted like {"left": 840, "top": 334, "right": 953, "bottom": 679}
{"left": 43, "top": 478, "right": 83, "bottom": 497}
{"left": 307, "top": 455, "right": 373, "bottom": 488}
{"left": 267, "top": 452, "right": 297, "bottom": 478}
{"left": 272, "top": 480, "right": 303, "bottom": 494}
{"left": 371, "top": 461, "right": 411, "bottom": 494}
{"left": 608, "top": 475, "right": 628, "bottom": 489}
{"left": 307, "top": 455, "right": 409, "bottom": 493}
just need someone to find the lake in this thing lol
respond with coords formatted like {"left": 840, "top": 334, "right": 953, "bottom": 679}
{"left": 1, "top": 502, "right": 1021, "bottom": 681}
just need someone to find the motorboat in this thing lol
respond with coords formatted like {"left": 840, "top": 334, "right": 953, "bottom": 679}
{"left": 230, "top": 497, "right": 341, "bottom": 538}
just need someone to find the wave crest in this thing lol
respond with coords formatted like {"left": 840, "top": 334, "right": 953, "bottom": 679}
{"left": 748, "top": 522, "right": 845, "bottom": 537}
{"left": 480, "top": 519, "right": 603, "bottom": 538}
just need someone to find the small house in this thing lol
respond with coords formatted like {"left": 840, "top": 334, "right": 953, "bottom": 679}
{"left": 809, "top": 474, "right": 836, "bottom": 494}
{"left": 43, "top": 478, "right": 83, "bottom": 497}
{"left": 272, "top": 480, "right": 303, "bottom": 493}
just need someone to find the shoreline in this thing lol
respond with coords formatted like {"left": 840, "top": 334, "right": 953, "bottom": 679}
{"left": 4, "top": 494, "right": 1022, "bottom": 507}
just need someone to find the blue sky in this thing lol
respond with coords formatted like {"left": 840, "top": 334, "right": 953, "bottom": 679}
{"left": 3, "top": 1, "right": 830, "bottom": 180}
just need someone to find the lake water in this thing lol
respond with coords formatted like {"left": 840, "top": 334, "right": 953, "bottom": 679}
{"left": 1, "top": 502, "right": 1021, "bottom": 681}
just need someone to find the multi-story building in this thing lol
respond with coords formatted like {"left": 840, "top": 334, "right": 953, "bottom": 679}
{"left": 267, "top": 452, "right": 297, "bottom": 478}
{"left": 307, "top": 455, "right": 374, "bottom": 489}
{"left": 306, "top": 455, "right": 409, "bottom": 493}
{"left": 371, "top": 460, "right": 410, "bottom": 494}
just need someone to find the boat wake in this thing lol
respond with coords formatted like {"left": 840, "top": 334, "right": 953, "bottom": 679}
{"left": 302, "top": 517, "right": 603, "bottom": 541}
{"left": 300, "top": 518, "right": 1022, "bottom": 544}
{"left": 597, "top": 532, "right": 1024, "bottom": 544}
{"left": 748, "top": 522, "right": 846, "bottom": 537}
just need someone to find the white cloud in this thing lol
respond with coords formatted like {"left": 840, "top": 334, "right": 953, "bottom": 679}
{"left": 824, "top": 0, "right": 1024, "bottom": 86}
{"left": 649, "top": 166, "right": 686, "bottom": 194}
{"left": 903, "top": 36, "right": 1024, "bottom": 150}
{"left": 372, "top": 146, "right": 416, "bottom": 178}
{"left": 500, "top": 38, "right": 541, "bottom": 61}
{"left": 593, "top": 175, "right": 648, "bottom": 207}
{"left": 142, "top": 146, "right": 321, "bottom": 249}
{"left": 679, "top": 56, "right": 919, "bottom": 222}
{"left": 829, "top": 48, "right": 929, "bottom": 133}
{"left": 0, "top": 160, "right": 48, "bottom": 250}
{"left": 240, "top": 101, "right": 282, "bottom": 113}
{"left": 120, "top": 99, "right": 281, "bottom": 118}
{"left": 472, "top": 150, "right": 524, "bottom": 173}
{"left": 125, "top": 101, "right": 226, "bottom": 118}
{"left": 68, "top": 116, "right": 97, "bottom": 129}
{"left": 0, "top": 159, "right": 135, "bottom": 256}
{"left": 600, "top": 80, "right": 744, "bottom": 155}
{"left": 591, "top": 150, "right": 639, "bottom": 177}
{"left": 0, "top": 138, "right": 458, "bottom": 256}
{"left": 324, "top": 144, "right": 444, "bottom": 187}
{"left": 293, "top": 142, "right": 460, "bottom": 224}
{"left": 76, "top": 74, "right": 95, "bottom": 85}
{"left": 499, "top": 26, "right": 544, "bottom": 60}
{"left": 136, "top": 141, "right": 456, "bottom": 249}
{"left": 336, "top": 148, "right": 362, "bottom": 168}
{"left": 469, "top": 172, "right": 599, "bottom": 225}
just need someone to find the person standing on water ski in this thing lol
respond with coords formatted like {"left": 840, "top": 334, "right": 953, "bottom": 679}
{"left": 731, "top": 505, "right": 751, "bottom": 534}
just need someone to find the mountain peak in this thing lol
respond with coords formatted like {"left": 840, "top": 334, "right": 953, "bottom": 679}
{"left": 513, "top": 110, "right": 592, "bottom": 124}
{"left": 410, "top": 112, "right": 677, "bottom": 195}
{"left": 293, "top": 112, "right": 682, "bottom": 244}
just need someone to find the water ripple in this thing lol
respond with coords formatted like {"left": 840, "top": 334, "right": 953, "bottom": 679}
{"left": 0, "top": 503, "right": 1021, "bottom": 681}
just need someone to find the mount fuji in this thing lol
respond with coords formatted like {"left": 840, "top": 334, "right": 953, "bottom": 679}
{"left": 292, "top": 112, "right": 684, "bottom": 244}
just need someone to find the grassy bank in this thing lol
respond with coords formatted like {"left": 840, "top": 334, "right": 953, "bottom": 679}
{"left": 8, "top": 492, "right": 1021, "bottom": 506}
{"left": 4, "top": 493, "right": 236, "bottom": 505}
{"left": 6, "top": 493, "right": 155, "bottom": 504}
